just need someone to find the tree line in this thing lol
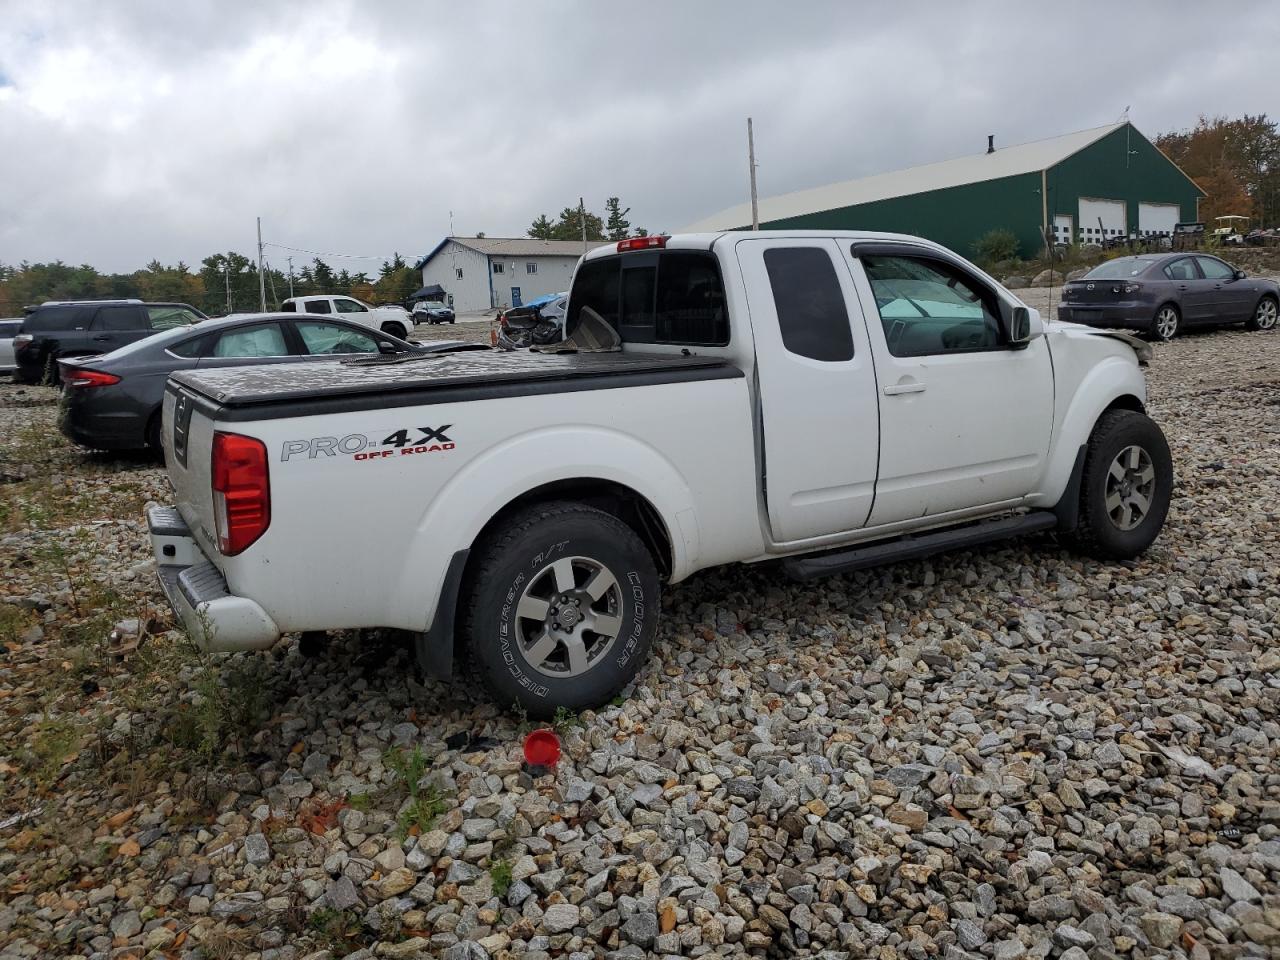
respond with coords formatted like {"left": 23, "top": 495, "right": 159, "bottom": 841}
{"left": 1155, "top": 114, "right": 1280, "bottom": 227}
{"left": 528, "top": 197, "right": 650, "bottom": 242}
{"left": 0, "top": 253, "right": 421, "bottom": 318}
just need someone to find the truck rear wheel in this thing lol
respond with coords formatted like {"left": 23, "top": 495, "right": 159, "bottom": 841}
{"left": 462, "top": 501, "right": 659, "bottom": 718}
{"left": 1064, "top": 409, "right": 1172, "bottom": 560}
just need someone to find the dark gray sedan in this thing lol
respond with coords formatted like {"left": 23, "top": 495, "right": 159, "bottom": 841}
{"left": 56, "top": 312, "right": 478, "bottom": 452}
{"left": 1057, "top": 253, "right": 1279, "bottom": 340}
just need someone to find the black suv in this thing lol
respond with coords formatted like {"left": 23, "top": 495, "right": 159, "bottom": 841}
{"left": 13, "top": 300, "right": 207, "bottom": 384}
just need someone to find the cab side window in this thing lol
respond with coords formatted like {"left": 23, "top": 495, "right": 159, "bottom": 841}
{"left": 862, "top": 255, "right": 1003, "bottom": 357}
{"left": 304, "top": 300, "right": 333, "bottom": 314}
{"left": 335, "top": 299, "right": 368, "bottom": 314}
{"left": 762, "top": 247, "right": 853, "bottom": 362}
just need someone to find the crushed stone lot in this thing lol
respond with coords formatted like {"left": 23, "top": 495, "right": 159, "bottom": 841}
{"left": 0, "top": 315, "right": 1278, "bottom": 960}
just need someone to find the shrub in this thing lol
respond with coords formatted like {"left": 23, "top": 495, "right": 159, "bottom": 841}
{"left": 972, "top": 228, "right": 1021, "bottom": 265}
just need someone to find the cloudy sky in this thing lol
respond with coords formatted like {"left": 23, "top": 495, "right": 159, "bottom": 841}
{"left": 1, "top": 1, "right": 1276, "bottom": 273}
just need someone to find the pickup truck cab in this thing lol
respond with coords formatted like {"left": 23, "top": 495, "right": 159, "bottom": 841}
{"left": 279, "top": 295, "right": 413, "bottom": 340}
{"left": 150, "top": 230, "right": 1172, "bottom": 717}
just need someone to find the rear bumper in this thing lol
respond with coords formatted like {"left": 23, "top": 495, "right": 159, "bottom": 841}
{"left": 148, "top": 505, "right": 279, "bottom": 652}
{"left": 59, "top": 400, "right": 148, "bottom": 450}
{"left": 1055, "top": 303, "right": 1148, "bottom": 329}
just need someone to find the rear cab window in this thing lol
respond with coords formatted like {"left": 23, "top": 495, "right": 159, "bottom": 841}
{"left": 304, "top": 300, "right": 333, "bottom": 315}
{"left": 568, "top": 250, "right": 728, "bottom": 346}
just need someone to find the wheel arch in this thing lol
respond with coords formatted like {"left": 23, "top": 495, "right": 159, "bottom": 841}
{"left": 415, "top": 475, "right": 678, "bottom": 681}
{"left": 469, "top": 477, "right": 674, "bottom": 578}
{"left": 401, "top": 427, "right": 699, "bottom": 675}
{"left": 1035, "top": 355, "right": 1149, "bottom": 509}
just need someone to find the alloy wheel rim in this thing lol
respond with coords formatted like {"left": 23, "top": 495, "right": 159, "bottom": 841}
{"left": 513, "top": 555, "right": 624, "bottom": 678}
{"left": 1156, "top": 308, "right": 1178, "bottom": 339}
{"left": 1258, "top": 299, "right": 1278, "bottom": 329}
{"left": 1105, "top": 445, "right": 1156, "bottom": 531}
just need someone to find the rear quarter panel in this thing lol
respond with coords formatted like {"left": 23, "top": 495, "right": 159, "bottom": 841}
{"left": 172, "top": 376, "right": 761, "bottom": 635}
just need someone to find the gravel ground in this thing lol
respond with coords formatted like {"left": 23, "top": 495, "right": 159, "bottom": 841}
{"left": 0, "top": 314, "right": 1277, "bottom": 960}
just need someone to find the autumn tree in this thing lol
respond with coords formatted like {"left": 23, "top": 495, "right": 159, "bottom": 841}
{"left": 1156, "top": 115, "right": 1280, "bottom": 226}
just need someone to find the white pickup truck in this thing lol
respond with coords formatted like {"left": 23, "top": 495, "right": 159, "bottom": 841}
{"left": 150, "top": 231, "right": 1172, "bottom": 716}
{"left": 279, "top": 295, "right": 413, "bottom": 340}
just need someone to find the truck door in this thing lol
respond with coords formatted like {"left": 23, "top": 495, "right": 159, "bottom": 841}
{"left": 846, "top": 244, "right": 1053, "bottom": 526}
{"left": 735, "top": 238, "right": 880, "bottom": 543}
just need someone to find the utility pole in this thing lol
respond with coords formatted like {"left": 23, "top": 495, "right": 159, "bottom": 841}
{"left": 256, "top": 216, "right": 267, "bottom": 312}
{"left": 286, "top": 257, "right": 295, "bottom": 298}
{"left": 224, "top": 263, "right": 231, "bottom": 315}
{"left": 747, "top": 117, "right": 760, "bottom": 231}
{"left": 579, "top": 197, "right": 588, "bottom": 254}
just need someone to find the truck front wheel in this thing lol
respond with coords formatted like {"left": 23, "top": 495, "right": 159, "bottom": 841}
{"left": 462, "top": 501, "right": 659, "bottom": 718}
{"left": 1064, "top": 409, "right": 1173, "bottom": 560}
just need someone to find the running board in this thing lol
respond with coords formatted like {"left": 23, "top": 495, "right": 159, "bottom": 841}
{"left": 781, "top": 511, "right": 1059, "bottom": 582}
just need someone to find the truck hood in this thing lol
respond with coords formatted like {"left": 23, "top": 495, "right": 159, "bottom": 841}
{"left": 1047, "top": 320, "right": 1152, "bottom": 366}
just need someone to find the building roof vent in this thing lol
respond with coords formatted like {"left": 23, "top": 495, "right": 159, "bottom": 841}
{"left": 987, "top": 134, "right": 995, "bottom": 154}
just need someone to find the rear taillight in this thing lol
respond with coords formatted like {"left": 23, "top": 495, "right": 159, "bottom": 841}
{"left": 1122, "top": 282, "right": 1142, "bottom": 294}
{"left": 13, "top": 334, "right": 33, "bottom": 352}
{"left": 617, "top": 235, "right": 667, "bottom": 252}
{"left": 211, "top": 431, "right": 270, "bottom": 556}
{"left": 61, "top": 367, "right": 121, "bottom": 388}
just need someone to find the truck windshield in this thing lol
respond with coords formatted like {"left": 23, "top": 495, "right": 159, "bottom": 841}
{"left": 568, "top": 251, "right": 729, "bottom": 346}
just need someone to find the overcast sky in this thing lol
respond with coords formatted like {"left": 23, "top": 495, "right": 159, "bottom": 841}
{"left": 1, "top": 1, "right": 1276, "bottom": 273}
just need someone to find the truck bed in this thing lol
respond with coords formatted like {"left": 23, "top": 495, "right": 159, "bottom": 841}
{"left": 169, "top": 349, "right": 741, "bottom": 420}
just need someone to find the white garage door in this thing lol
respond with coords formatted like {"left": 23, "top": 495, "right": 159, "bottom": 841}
{"left": 1078, "top": 198, "right": 1126, "bottom": 244}
{"left": 1138, "top": 202, "right": 1180, "bottom": 238}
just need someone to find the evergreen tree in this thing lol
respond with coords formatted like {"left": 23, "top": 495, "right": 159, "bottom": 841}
{"left": 605, "top": 197, "right": 631, "bottom": 240}
{"left": 528, "top": 214, "right": 555, "bottom": 239}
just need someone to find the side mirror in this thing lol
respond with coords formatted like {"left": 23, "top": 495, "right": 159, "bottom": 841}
{"left": 1008, "top": 305, "right": 1042, "bottom": 347}
{"left": 1234, "top": 269, "right": 1247, "bottom": 280}
{"left": 378, "top": 340, "right": 398, "bottom": 354}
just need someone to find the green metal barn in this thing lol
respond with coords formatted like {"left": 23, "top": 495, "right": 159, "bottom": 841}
{"left": 686, "top": 122, "right": 1206, "bottom": 258}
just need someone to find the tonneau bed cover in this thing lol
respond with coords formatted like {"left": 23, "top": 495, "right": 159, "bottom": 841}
{"left": 168, "top": 350, "right": 742, "bottom": 421}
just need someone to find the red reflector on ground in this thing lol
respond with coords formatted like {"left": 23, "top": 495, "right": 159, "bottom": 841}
{"left": 523, "top": 729, "right": 561, "bottom": 768}
{"left": 617, "top": 235, "right": 668, "bottom": 252}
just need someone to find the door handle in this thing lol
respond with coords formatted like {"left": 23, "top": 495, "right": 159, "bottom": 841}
{"left": 1177, "top": 284, "right": 1188, "bottom": 290}
{"left": 92, "top": 335, "right": 112, "bottom": 341}
{"left": 883, "top": 381, "right": 926, "bottom": 396}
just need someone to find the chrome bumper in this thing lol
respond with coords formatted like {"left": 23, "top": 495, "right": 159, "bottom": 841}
{"left": 148, "top": 505, "right": 279, "bottom": 652}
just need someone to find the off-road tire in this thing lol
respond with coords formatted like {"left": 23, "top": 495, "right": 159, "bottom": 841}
{"left": 381, "top": 322, "right": 407, "bottom": 340}
{"left": 1065, "top": 409, "right": 1172, "bottom": 560}
{"left": 1245, "top": 295, "right": 1277, "bottom": 332}
{"left": 461, "top": 500, "right": 659, "bottom": 718}
{"left": 1148, "top": 303, "right": 1180, "bottom": 341}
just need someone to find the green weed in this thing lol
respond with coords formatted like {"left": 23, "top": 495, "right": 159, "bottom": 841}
{"left": 489, "top": 858, "right": 513, "bottom": 897}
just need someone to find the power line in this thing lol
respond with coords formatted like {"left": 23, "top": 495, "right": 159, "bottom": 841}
{"left": 261, "top": 240, "right": 406, "bottom": 262}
